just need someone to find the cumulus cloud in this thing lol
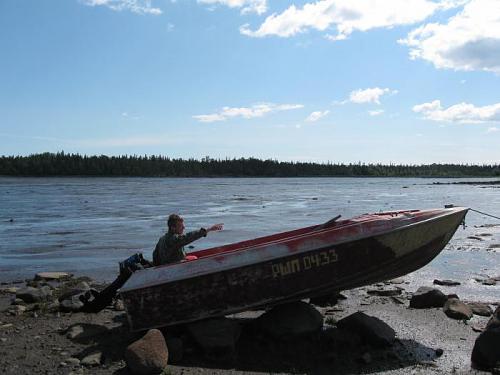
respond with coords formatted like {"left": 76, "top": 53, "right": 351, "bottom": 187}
{"left": 193, "top": 103, "right": 304, "bottom": 123}
{"left": 348, "top": 87, "right": 396, "bottom": 104}
{"left": 198, "top": 0, "right": 267, "bottom": 15}
{"left": 240, "top": 0, "right": 463, "bottom": 38}
{"left": 368, "top": 109, "right": 384, "bottom": 116}
{"left": 413, "top": 100, "right": 500, "bottom": 123}
{"left": 306, "top": 110, "right": 330, "bottom": 122}
{"left": 80, "top": 0, "right": 162, "bottom": 15}
{"left": 399, "top": 0, "right": 500, "bottom": 73}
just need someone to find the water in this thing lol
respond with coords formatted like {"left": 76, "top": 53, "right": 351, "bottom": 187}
{"left": 1, "top": 177, "right": 499, "bottom": 301}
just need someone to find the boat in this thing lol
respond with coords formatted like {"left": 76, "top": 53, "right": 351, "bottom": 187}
{"left": 120, "top": 206, "right": 468, "bottom": 331}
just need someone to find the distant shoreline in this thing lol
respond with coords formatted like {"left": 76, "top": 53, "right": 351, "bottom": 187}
{"left": 1, "top": 152, "right": 499, "bottom": 178}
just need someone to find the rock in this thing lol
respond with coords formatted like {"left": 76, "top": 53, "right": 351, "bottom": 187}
{"left": 165, "top": 337, "right": 183, "bottom": 363}
{"left": 0, "top": 338, "right": 6, "bottom": 342}
{"left": 389, "top": 278, "right": 405, "bottom": 284}
{"left": 12, "top": 298, "right": 26, "bottom": 305}
{"left": 16, "top": 286, "right": 52, "bottom": 303}
{"left": 391, "top": 296, "right": 406, "bottom": 305}
{"left": 34, "top": 272, "right": 72, "bottom": 281}
{"left": 482, "top": 279, "right": 497, "bottom": 286}
{"left": 0, "top": 324, "right": 14, "bottom": 329}
{"left": 472, "top": 328, "right": 500, "bottom": 370}
{"left": 113, "top": 299, "right": 125, "bottom": 311}
{"left": 255, "top": 301, "right": 323, "bottom": 339}
{"left": 187, "top": 318, "right": 241, "bottom": 361}
{"left": 66, "top": 357, "right": 81, "bottom": 365}
{"left": 59, "top": 295, "right": 84, "bottom": 312}
{"left": 8, "top": 305, "right": 27, "bottom": 316}
{"left": 468, "top": 302, "right": 493, "bottom": 317}
{"left": 81, "top": 352, "right": 102, "bottom": 366}
{"left": 443, "top": 299, "right": 473, "bottom": 320}
{"left": 409, "top": 287, "right": 447, "bottom": 308}
{"left": 58, "top": 282, "right": 91, "bottom": 302}
{"left": 468, "top": 236, "right": 484, "bottom": 241}
{"left": 310, "top": 292, "right": 340, "bottom": 306}
{"left": 367, "top": 288, "right": 402, "bottom": 296}
{"left": 0, "top": 287, "right": 19, "bottom": 294}
{"left": 125, "top": 329, "right": 168, "bottom": 375}
{"left": 66, "top": 324, "right": 108, "bottom": 342}
{"left": 337, "top": 311, "right": 395, "bottom": 348}
{"left": 435, "top": 348, "right": 444, "bottom": 357}
{"left": 433, "top": 279, "right": 461, "bottom": 286}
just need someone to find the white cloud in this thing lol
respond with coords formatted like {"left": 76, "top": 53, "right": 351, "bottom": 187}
{"left": 197, "top": 0, "right": 267, "bottom": 15}
{"left": 413, "top": 100, "right": 500, "bottom": 123}
{"left": 368, "top": 109, "right": 384, "bottom": 116}
{"left": 486, "top": 127, "right": 499, "bottom": 133}
{"left": 306, "top": 110, "right": 330, "bottom": 122}
{"left": 240, "top": 0, "right": 463, "bottom": 38}
{"left": 80, "top": 0, "right": 162, "bottom": 15}
{"left": 349, "top": 87, "right": 396, "bottom": 104}
{"left": 399, "top": 0, "right": 500, "bottom": 73}
{"left": 193, "top": 103, "right": 304, "bottom": 123}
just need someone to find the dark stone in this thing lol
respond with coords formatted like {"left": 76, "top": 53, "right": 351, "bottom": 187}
{"left": 59, "top": 295, "right": 84, "bottom": 312}
{"left": 471, "top": 327, "right": 500, "bottom": 370}
{"left": 366, "top": 288, "right": 402, "bottom": 296}
{"left": 16, "top": 286, "right": 52, "bottom": 303}
{"left": 187, "top": 318, "right": 241, "bottom": 361}
{"left": 255, "top": 301, "right": 323, "bottom": 339}
{"left": 125, "top": 329, "right": 168, "bottom": 375}
{"left": 435, "top": 348, "right": 444, "bottom": 357}
{"left": 409, "top": 287, "right": 447, "bottom": 308}
{"left": 337, "top": 311, "right": 395, "bottom": 348}
{"left": 433, "top": 279, "right": 461, "bottom": 286}
{"left": 443, "top": 299, "right": 473, "bottom": 320}
{"left": 310, "top": 292, "right": 342, "bottom": 306}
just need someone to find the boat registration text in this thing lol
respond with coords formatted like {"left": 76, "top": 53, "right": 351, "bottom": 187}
{"left": 271, "top": 249, "right": 338, "bottom": 278}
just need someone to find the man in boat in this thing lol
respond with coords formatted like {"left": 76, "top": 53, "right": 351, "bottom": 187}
{"left": 153, "top": 214, "right": 223, "bottom": 266}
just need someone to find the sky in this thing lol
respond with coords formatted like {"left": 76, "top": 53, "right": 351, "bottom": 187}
{"left": 0, "top": 0, "right": 499, "bottom": 164}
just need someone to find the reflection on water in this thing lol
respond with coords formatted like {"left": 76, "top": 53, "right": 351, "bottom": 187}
{"left": 0, "top": 177, "right": 499, "bottom": 301}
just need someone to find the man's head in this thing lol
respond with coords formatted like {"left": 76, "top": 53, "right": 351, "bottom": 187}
{"left": 167, "top": 214, "right": 184, "bottom": 234}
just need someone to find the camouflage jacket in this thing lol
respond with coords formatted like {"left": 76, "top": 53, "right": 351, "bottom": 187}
{"left": 152, "top": 229, "right": 206, "bottom": 266}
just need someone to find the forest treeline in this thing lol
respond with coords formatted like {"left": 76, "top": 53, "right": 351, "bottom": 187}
{"left": 0, "top": 152, "right": 499, "bottom": 177}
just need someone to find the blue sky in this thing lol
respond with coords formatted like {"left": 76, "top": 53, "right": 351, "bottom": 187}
{"left": 0, "top": 0, "right": 499, "bottom": 163}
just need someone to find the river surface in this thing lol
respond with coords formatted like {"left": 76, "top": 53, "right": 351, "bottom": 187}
{"left": 1, "top": 177, "right": 499, "bottom": 301}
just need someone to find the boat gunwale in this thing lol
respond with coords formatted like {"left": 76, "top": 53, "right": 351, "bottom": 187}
{"left": 120, "top": 207, "right": 468, "bottom": 293}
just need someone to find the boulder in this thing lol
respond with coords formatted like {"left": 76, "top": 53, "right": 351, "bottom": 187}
{"left": 471, "top": 328, "right": 500, "bottom": 370}
{"left": 255, "top": 301, "right": 323, "bottom": 339}
{"left": 58, "top": 282, "right": 91, "bottom": 301}
{"left": 433, "top": 279, "right": 461, "bottom": 286}
{"left": 125, "top": 329, "right": 168, "bottom": 375}
{"left": 16, "top": 286, "right": 53, "bottom": 303}
{"left": 59, "top": 295, "right": 84, "bottom": 312}
{"left": 187, "top": 318, "right": 241, "bottom": 361}
{"left": 34, "top": 272, "right": 72, "bottom": 281}
{"left": 66, "top": 324, "right": 108, "bottom": 342}
{"left": 443, "top": 299, "right": 473, "bottom": 320}
{"left": 337, "top": 311, "right": 395, "bottom": 348}
{"left": 409, "top": 287, "right": 447, "bottom": 308}
{"left": 468, "top": 302, "right": 493, "bottom": 317}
